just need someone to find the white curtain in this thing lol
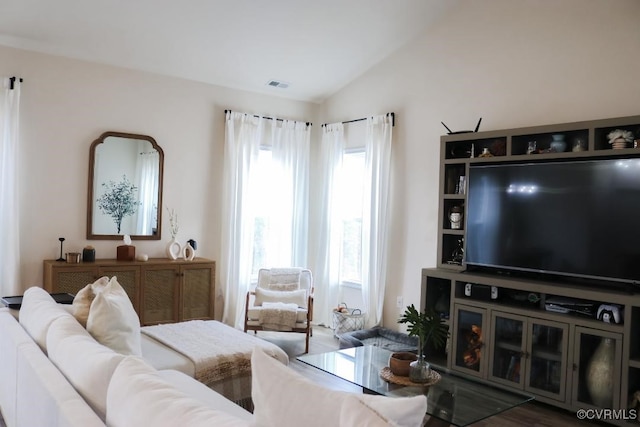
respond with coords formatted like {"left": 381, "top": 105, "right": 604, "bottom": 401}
{"left": 266, "top": 120, "right": 310, "bottom": 268}
{"left": 221, "top": 111, "right": 310, "bottom": 329}
{"left": 135, "top": 147, "right": 159, "bottom": 235}
{"left": 313, "top": 123, "right": 345, "bottom": 326}
{"left": 361, "top": 114, "right": 393, "bottom": 327}
{"left": 0, "top": 77, "right": 22, "bottom": 297}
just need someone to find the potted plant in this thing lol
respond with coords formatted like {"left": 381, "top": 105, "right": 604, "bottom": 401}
{"left": 398, "top": 304, "right": 449, "bottom": 383}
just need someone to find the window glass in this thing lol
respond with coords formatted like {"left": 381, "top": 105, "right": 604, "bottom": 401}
{"left": 251, "top": 148, "right": 273, "bottom": 276}
{"left": 338, "top": 150, "right": 365, "bottom": 285}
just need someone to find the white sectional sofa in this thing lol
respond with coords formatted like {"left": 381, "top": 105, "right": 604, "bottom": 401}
{"left": 0, "top": 286, "right": 428, "bottom": 427}
{"left": 0, "top": 287, "right": 254, "bottom": 427}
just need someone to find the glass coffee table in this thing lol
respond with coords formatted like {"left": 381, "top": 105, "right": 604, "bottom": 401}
{"left": 297, "top": 346, "right": 534, "bottom": 427}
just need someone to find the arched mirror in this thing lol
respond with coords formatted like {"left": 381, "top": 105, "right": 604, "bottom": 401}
{"left": 87, "top": 131, "right": 164, "bottom": 240}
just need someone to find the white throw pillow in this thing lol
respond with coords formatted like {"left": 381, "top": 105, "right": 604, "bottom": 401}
{"left": 254, "top": 287, "right": 307, "bottom": 309}
{"left": 251, "top": 347, "right": 427, "bottom": 427}
{"left": 339, "top": 395, "right": 396, "bottom": 427}
{"left": 106, "top": 356, "right": 251, "bottom": 427}
{"left": 46, "top": 315, "right": 126, "bottom": 421}
{"left": 19, "top": 286, "right": 74, "bottom": 352}
{"left": 72, "top": 276, "right": 109, "bottom": 327}
{"left": 86, "top": 276, "right": 142, "bottom": 356}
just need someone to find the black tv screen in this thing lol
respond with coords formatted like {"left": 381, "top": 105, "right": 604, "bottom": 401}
{"left": 465, "top": 157, "right": 640, "bottom": 286}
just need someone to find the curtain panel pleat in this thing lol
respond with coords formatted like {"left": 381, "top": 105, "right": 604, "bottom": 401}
{"left": 313, "top": 123, "right": 345, "bottom": 327}
{"left": 0, "top": 77, "right": 22, "bottom": 297}
{"left": 361, "top": 114, "right": 393, "bottom": 327}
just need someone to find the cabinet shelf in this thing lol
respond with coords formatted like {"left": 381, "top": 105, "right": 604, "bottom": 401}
{"left": 629, "top": 359, "right": 640, "bottom": 369}
{"left": 530, "top": 346, "right": 562, "bottom": 363}
{"left": 495, "top": 341, "right": 521, "bottom": 353}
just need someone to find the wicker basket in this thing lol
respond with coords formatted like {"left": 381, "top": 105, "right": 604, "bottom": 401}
{"left": 332, "top": 303, "right": 364, "bottom": 337}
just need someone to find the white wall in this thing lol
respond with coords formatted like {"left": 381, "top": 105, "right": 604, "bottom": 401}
{"left": 320, "top": 0, "right": 640, "bottom": 328}
{"left": 3, "top": 0, "right": 640, "bottom": 330}
{"left": 0, "top": 45, "right": 318, "bottom": 305}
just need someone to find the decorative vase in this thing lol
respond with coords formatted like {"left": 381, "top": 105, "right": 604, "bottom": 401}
{"left": 550, "top": 134, "right": 567, "bottom": 153}
{"left": 389, "top": 352, "right": 417, "bottom": 377}
{"left": 586, "top": 337, "right": 614, "bottom": 408}
{"left": 409, "top": 338, "right": 431, "bottom": 383}
{"left": 182, "top": 241, "right": 195, "bottom": 261}
{"left": 409, "top": 353, "right": 431, "bottom": 383}
{"left": 166, "top": 237, "right": 181, "bottom": 260}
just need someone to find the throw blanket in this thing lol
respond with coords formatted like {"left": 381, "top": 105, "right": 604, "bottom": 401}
{"left": 268, "top": 268, "right": 301, "bottom": 285}
{"left": 141, "top": 320, "right": 288, "bottom": 405}
{"left": 259, "top": 302, "right": 298, "bottom": 331}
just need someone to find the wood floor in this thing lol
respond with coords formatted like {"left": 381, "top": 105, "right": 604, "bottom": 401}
{"left": 259, "top": 327, "right": 601, "bottom": 426}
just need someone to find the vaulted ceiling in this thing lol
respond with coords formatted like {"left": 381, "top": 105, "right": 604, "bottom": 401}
{"left": 0, "top": 0, "right": 455, "bottom": 102}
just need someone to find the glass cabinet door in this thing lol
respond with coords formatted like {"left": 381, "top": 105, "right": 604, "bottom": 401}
{"left": 489, "top": 312, "right": 526, "bottom": 388}
{"left": 452, "top": 304, "right": 487, "bottom": 378}
{"left": 572, "top": 328, "right": 622, "bottom": 410}
{"left": 525, "top": 319, "right": 568, "bottom": 401}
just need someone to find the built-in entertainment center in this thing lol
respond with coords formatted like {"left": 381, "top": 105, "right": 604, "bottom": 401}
{"left": 424, "top": 115, "right": 640, "bottom": 425}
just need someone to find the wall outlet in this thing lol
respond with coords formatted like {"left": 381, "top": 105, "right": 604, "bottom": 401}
{"left": 396, "top": 296, "right": 403, "bottom": 308}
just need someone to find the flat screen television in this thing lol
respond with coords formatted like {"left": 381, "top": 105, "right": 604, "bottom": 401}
{"left": 465, "top": 157, "right": 640, "bottom": 290}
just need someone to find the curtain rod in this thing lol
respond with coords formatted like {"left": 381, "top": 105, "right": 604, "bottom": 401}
{"left": 9, "top": 76, "right": 23, "bottom": 90}
{"left": 225, "top": 109, "right": 311, "bottom": 127}
{"left": 322, "top": 112, "right": 395, "bottom": 128}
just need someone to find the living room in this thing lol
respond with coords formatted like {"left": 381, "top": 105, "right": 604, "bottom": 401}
{"left": 1, "top": 0, "right": 639, "bottom": 425}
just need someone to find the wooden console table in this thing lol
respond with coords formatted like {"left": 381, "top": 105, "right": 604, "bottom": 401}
{"left": 43, "top": 258, "right": 215, "bottom": 325}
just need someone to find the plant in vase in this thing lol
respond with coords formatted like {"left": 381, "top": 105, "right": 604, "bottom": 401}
{"left": 398, "top": 304, "right": 449, "bottom": 383}
{"left": 165, "top": 206, "right": 181, "bottom": 260}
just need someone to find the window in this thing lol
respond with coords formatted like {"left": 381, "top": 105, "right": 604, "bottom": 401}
{"left": 250, "top": 148, "right": 273, "bottom": 277}
{"left": 337, "top": 149, "right": 365, "bottom": 285}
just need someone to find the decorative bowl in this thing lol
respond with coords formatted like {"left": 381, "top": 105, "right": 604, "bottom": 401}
{"left": 389, "top": 352, "right": 417, "bottom": 377}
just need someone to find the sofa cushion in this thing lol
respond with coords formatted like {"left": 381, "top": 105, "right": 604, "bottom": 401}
{"left": 107, "top": 356, "right": 252, "bottom": 427}
{"left": 19, "top": 286, "right": 74, "bottom": 352}
{"left": 339, "top": 395, "right": 396, "bottom": 427}
{"left": 47, "top": 315, "right": 125, "bottom": 421}
{"left": 16, "top": 342, "right": 105, "bottom": 427}
{"left": 251, "top": 347, "right": 426, "bottom": 427}
{"left": 157, "top": 369, "right": 252, "bottom": 421}
{"left": 0, "top": 309, "right": 40, "bottom": 427}
{"left": 86, "top": 276, "right": 142, "bottom": 356}
{"left": 72, "top": 276, "right": 109, "bottom": 327}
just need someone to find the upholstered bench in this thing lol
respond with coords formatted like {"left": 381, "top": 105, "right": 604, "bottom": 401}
{"left": 337, "top": 326, "right": 418, "bottom": 352}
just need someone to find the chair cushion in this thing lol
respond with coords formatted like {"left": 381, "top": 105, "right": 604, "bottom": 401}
{"left": 251, "top": 347, "right": 426, "bottom": 427}
{"left": 246, "top": 306, "right": 308, "bottom": 323}
{"left": 254, "top": 287, "right": 307, "bottom": 309}
{"left": 267, "top": 282, "right": 299, "bottom": 291}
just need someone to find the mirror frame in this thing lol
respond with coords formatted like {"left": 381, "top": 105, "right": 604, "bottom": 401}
{"left": 87, "top": 131, "right": 164, "bottom": 240}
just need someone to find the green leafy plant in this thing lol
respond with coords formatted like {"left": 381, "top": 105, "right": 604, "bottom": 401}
{"left": 398, "top": 304, "right": 449, "bottom": 355}
{"left": 96, "top": 175, "right": 140, "bottom": 234}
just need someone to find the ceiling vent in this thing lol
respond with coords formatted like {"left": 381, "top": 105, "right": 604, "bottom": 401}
{"left": 266, "top": 79, "right": 290, "bottom": 89}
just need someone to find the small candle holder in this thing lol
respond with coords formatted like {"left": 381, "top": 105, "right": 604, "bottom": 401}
{"left": 56, "top": 237, "right": 66, "bottom": 262}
